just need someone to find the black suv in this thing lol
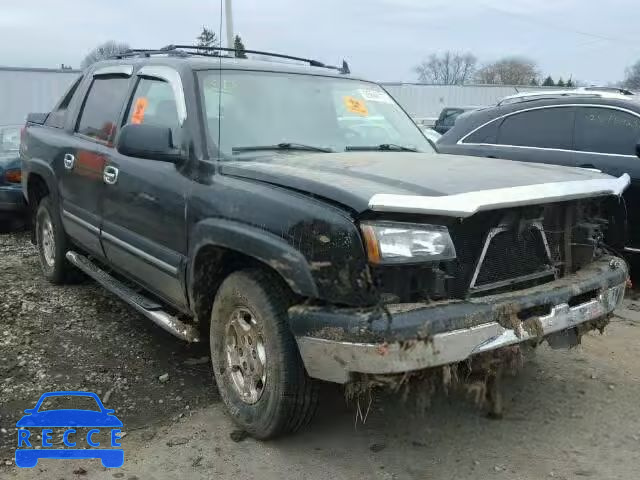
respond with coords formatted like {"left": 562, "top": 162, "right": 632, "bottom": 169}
{"left": 21, "top": 47, "right": 630, "bottom": 439}
{"left": 437, "top": 93, "right": 640, "bottom": 252}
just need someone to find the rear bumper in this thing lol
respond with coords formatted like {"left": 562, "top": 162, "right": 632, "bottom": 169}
{"left": 0, "top": 185, "right": 26, "bottom": 213}
{"left": 291, "top": 256, "right": 627, "bottom": 383}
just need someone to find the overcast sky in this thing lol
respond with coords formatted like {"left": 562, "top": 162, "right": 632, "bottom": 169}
{"left": 1, "top": 0, "right": 639, "bottom": 85}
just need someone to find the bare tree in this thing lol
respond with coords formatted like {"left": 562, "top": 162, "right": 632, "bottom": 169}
{"left": 414, "top": 52, "right": 477, "bottom": 85}
{"left": 81, "top": 41, "right": 131, "bottom": 68}
{"left": 476, "top": 57, "right": 539, "bottom": 86}
{"left": 623, "top": 60, "right": 640, "bottom": 90}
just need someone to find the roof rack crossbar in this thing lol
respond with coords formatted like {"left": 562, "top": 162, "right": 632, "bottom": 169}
{"left": 110, "top": 45, "right": 350, "bottom": 74}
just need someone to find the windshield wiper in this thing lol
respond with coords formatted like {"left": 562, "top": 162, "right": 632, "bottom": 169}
{"left": 345, "top": 144, "right": 418, "bottom": 152}
{"left": 232, "top": 143, "right": 333, "bottom": 154}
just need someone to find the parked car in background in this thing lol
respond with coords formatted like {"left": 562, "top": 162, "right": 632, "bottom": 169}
{"left": 433, "top": 106, "right": 483, "bottom": 134}
{"left": 0, "top": 125, "right": 26, "bottom": 228}
{"left": 437, "top": 92, "right": 640, "bottom": 254}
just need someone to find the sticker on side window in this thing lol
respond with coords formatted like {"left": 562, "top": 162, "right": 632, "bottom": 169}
{"left": 359, "top": 89, "right": 393, "bottom": 104}
{"left": 131, "top": 98, "right": 148, "bottom": 124}
{"left": 343, "top": 96, "right": 369, "bottom": 116}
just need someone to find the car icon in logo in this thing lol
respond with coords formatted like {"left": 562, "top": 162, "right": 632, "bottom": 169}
{"left": 15, "top": 391, "right": 124, "bottom": 468}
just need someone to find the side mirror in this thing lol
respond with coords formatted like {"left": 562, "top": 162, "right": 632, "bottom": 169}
{"left": 117, "top": 124, "right": 184, "bottom": 163}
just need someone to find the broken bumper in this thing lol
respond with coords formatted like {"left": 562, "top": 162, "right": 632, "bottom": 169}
{"left": 291, "top": 256, "right": 627, "bottom": 383}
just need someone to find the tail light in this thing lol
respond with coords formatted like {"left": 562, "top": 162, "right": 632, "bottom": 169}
{"left": 5, "top": 169, "right": 21, "bottom": 183}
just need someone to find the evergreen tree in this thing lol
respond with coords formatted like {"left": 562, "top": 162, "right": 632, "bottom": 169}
{"left": 542, "top": 76, "right": 555, "bottom": 87}
{"left": 234, "top": 35, "right": 247, "bottom": 58}
{"left": 529, "top": 78, "right": 539, "bottom": 86}
{"left": 566, "top": 77, "right": 574, "bottom": 87}
{"left": 197, "top": 26, "right": 219, "bottom": 55}
{"left": 556, "top": 77, "right": 565, "bottom": 87}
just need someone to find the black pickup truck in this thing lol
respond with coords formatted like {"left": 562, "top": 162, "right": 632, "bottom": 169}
{"left": 21, "top": 46, "right": 630, "bottom": 439}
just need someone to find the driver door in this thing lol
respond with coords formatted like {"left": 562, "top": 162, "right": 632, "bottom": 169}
{"left": 101, "top": 66, "right": 191, "bottom": 309}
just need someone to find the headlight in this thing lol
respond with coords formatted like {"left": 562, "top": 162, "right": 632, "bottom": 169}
{"left": 360, "top": 221, "right": 456, "bottom": 264}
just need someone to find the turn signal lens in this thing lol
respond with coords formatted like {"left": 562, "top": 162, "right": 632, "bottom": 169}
{"left": 5, "top": 169, "right": 21, "bottom": 183}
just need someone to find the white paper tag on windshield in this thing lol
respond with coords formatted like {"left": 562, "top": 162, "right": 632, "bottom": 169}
{"left": 359, "top": 88, "right": 393, "bottom": 104}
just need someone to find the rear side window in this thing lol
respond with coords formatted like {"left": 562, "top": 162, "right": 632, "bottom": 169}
{"left": 574, "top": 107, "right": 640, "bottom": 156}
{"left": 462, "top": 120, "right": 499, "bottom": 144}
{"left": 45, "top": 75, "right": 83, "bottom": 128}
{"left": 497, "top": 107, "right": 574, "bottom": 149}
{"left": 76, "top": 76, "right": 130, "bottom": 144}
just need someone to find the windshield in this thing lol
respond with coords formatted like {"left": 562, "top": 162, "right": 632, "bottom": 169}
{"left": 0, "top": 126, "right": 20, "bottom": 155}
{"left": 199, "top": 70, "right": 433, "bottom": 156}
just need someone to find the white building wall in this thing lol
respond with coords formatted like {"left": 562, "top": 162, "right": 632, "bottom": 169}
{"left": 381, "top": 83, "right": 551, "bottom": 123}
{"left": 0, "top": 68, "right": 80, "bottom": 125}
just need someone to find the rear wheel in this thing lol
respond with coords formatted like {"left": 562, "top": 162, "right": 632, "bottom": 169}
{"left": 210, "top": 269, "right": 319, "bottom": 439}
{"left": 35, "top": 196, "right": 77, "bottom": 283}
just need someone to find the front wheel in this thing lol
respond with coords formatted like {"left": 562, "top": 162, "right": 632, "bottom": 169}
{"left": 210, "top": 269, "right": 319, "bottom": 439}
{"left": 35, "top": 196, "right": 77, "bottom": 284}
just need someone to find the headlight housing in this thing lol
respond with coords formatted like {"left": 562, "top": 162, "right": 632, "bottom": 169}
{"left": 360, "top": 221, "right": 456, "bottom": 264}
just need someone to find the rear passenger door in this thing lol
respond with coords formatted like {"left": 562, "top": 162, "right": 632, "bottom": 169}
{"left": 60, "top": 66, "right": 133, "bottom": 256}
{"left": 573, "top": 105, "right": 640, "bottom": 249}
{"left": 491, "top": 106, "right": 579, "bottom": 168}
{"left": 101, "top": 66, "right": 190, "bottom": 309}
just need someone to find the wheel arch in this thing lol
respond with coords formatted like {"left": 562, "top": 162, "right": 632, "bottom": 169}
{"left": 187, "top": 218, "right": 319, "bottom": 331}
{"left": 25, "top": 159, "right": 57, "bottom": 207}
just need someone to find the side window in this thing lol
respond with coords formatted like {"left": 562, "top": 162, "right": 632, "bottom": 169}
{"left": 574, "top": 107, "right": 640, "bottom": 156}
{"left": 123, "top": 78, "right": 180, "bottom": 135}
{"left": 463, "top": 120, "right": 499, "bottom": 144}
{"left": 45, "top": 75, "right": 84, "bottom": 129}
{"left": 497, "top": 107, "right": 574, "bottom": 149}
{"left": 440, "top": 109, "right": 462, "bottom": 127}
{"left": 76, "top": 76, "right": 130, "bottom": 144}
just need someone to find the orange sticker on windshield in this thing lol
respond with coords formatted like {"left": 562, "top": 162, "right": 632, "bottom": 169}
{"left": 343, "top": 96, "right": 369, "bottom": 116}
{"left": 131, "top": 97, "right": 148, "bottom": 124}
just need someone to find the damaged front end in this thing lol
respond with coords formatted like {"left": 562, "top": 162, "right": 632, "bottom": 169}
{"left": 290, "top": 182, "right": 630, "bottom": 384}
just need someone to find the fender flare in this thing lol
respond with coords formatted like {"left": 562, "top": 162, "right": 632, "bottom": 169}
{"left": 24, "top": 158, "right": 58, "bottom": 205}
{"left": 187, "top": 218, "right": 320, "bottom": 301}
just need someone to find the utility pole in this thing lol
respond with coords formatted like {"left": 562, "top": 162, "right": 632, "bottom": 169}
{"left": 225, "top": 0, "right": 234, "bottom": 51}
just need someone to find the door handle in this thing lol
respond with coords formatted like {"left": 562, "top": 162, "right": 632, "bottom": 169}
{"left": 103, "top": 165, "right": 119, "bottom": 185}
{"left": 63, "top": 153, "right": 75, "bottom": 170}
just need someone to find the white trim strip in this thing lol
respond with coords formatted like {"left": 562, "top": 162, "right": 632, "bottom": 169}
{"left": 101, "top": 231, "right": 178, "bottom": 276}
{"left": 368, "top": 174, "right": 630, "bottom": 217}
{"left": 62, "top": 209, "right": 99, "bottom": 234}
{"left": 457, "top": 103, "right": 640, "bottom": 153}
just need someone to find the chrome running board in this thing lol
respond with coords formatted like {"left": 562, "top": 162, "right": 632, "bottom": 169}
{"left": 65, "top": 251, "right": 200, "bottom": 342}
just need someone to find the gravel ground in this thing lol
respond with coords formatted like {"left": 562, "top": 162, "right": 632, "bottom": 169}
{"left": 1, "top": 229, "right": 640, "bottom": 480}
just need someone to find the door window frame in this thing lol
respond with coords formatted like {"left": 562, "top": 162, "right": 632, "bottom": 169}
{"left": 73, "top": 66, "right": 134, "bottom": 147}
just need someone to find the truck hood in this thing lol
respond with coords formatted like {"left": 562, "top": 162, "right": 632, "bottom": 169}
{"left": 220, "top": 152, "right": 630, "bottom": 217}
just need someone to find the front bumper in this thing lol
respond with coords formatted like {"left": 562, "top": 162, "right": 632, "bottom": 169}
{"left": 292, "top": 256, "right": 627, "bottom": 383}
{"left": 0, "top": 185, "right": 27, "bottom": 213}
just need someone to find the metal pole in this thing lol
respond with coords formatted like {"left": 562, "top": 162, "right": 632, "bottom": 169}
{"left": 225, "top": 0, "right": 234, "bottom": 51}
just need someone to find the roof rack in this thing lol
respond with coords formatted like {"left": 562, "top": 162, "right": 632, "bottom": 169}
{"left": 112, "top": 45, "right": 351, "bottom": 74}
{"left": 497, "top": 88, "right": 636, "bottom": 106}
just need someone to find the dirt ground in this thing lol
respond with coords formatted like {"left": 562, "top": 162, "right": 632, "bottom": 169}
{"left": 1, "top": 229, "right": 640, "bottom": 480}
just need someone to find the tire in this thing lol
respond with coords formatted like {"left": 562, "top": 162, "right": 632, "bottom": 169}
{"left": 210, "top": 269, "right": 319, "bottom": 439}
{"left": 35, "top": 196, "right": 77, "bottom": 284}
